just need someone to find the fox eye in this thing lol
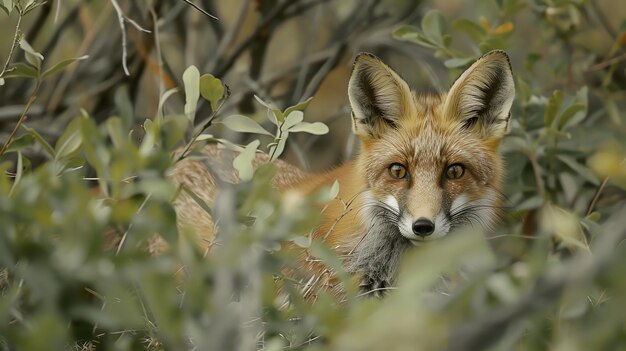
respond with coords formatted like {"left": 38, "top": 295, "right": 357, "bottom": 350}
{"left": 388, "top": 163, "right": 408, "bottom": 179}
{"left": 445, "top": 164, "right": 465, "bottom": 180}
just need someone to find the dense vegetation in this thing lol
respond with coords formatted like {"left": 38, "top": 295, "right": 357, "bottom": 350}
{"left": 1, "top": 0, "right": 626, "bottom": 350}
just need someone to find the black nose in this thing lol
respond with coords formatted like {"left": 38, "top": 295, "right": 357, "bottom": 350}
{"left": 412, "top": 218, "right": 434, "bottom": 237}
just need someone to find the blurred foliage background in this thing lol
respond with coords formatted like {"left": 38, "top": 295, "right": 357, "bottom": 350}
{"left": 1, "top": 0, "right": 626, "bottom": 350}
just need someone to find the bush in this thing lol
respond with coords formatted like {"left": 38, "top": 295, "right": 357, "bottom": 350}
{"left": 1, "top": 1, "right": 626, "bottom": 350}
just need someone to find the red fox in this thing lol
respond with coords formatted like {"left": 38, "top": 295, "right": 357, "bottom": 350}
{"left": 168, "top": 50, "right": 515, "bottom": 296}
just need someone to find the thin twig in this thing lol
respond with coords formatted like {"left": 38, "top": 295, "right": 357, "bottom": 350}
{"left": 586, "top": 176, "right": 609, "bottom": 216}
{"left": 109, "top": 0, "right": 151, "bottom": 76}
{"left": 0, "top": 79, "right": 41, "bottom": 158}
{"left": 149, "top": 5, "right": 165, "bottom": 97}
{"left": 588, "top": 52, "right": 626, "bottom": 72}
{"left": 180, "top": 0, "right": 218, "bottom": 20}
{"left": 0, "top": 15, "right": 23, "bottom": 79}
{"left": 110, "top": 0, "right": 131, "bottom": 76}
{"left": 116, "top": 193, "right": 152, "bottom": 255}
{"left": 174, "top": 85, "right": 231, "bottom": 163}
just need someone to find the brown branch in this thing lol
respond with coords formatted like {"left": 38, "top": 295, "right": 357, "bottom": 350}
{"left": 0, "top": 79, "right": 41, "bottom": 158}
{"left": 214, "top": 0, "right": 331, "bottom": 78}
{"left": 586, "top": 176, "right": 609, "bottom": 216}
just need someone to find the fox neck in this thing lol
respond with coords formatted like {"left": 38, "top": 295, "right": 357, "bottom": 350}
{"left": 292, "top": 155, "right": 410, "bottom": 292}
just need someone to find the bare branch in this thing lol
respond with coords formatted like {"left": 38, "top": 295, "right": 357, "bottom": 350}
{"left": 109, "top": 0, "right": 151, "bottom": 76}
{"left": 110, "top": 0, "right": 131, "bottom": 76}
{"left": 180, "top": 0, "right": 218, "bottom": 20}
{"left": 0, "top": 79, "right": 41, "bottom": 158}
{"left": 0, "top": 15, "right": 23, "bottom": 79}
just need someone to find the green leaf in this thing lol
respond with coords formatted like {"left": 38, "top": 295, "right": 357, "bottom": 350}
{"left": 291, "top": 235, "right": 311, "bottom": 248}
{"left": 266, "top": 109, "right": 279, "bottom": 126}
{"left": 281, "top": 111, "right": 304, "bottom": 131}
{"left": 288, "top": 121, "right": 329, "bottom": 135}
{"left": 0, "top": 2, "right": 10, "bottom": 15}
{"left": 23, "top": 125, "right": 55, "bottom": 157}
{"left": 80, "top": 116, "right": 108, "bottom": 186}
{"left": 0, "top": 161, "right": 11, "bottom": 193}
{"left": 55, "top": 118, "right": 83, "bottom": 160}
{"left": 194, "top": 133, "right": 214, "bottom": 142}
{"left": 586, "top": 211, "right": 601, "bottom": 222}
{"left": 140, "top": 118, "right": 156, "bottom": 155}
{"left": 182, "top": 185, "right": 212, "bottom": 216}
{"left": 557, "top": 103, "right": 585, "bottom": 130}
{"left": 558, "top": 155, "right": 599, "bottom": 185}
{"left": 6, "top": 133, "right": 35, "bottom": 153}
{"left": 156, "top": 87, "right": 179, "bottom": 121}
{"left": 42, "top": 55, "right": 88, "bottom": 79}
{"left": 268, "top": 132, "right": 288, "bottom": 161}
{"left": 5, "top": 63, "right": 39, "bottom": 78}
{"left": 220, "top": 115, "right": 272, "bottom": 136}
{"left": 502, "top": 0, "right": 527, "bottom": 17}
{"left": 183, "top": 65, "right": 200, "bottom": 123}
{"left": 254, "top": 95, "right": 285, "bottom": 122}
{"left": 105, "top": 117, "right": 126, "bottom": 149}
{"left": 421, "top": 10, "right": 446, "bottom": 42}
{"left": 199, "top": 73, "right": 224, "bottom": 110}
{"left": 393, "top": 25, "right": 438, "bottom": 48}
{"left": 328, "top": 180, "right": 340, "bottom": 200}
{"left": 22, "top": 0, "right": 46, "bottom": 15}
{"left": 516, "top": 195, "right": 544, "bottom": 211}
{"left": 233, "top": 140, "right": 260, "bottom": 181}
{"left": 8, "top": 151, "right": 24, "bottom": 197}
{"left": 393, "top": 25, "right": 421, "bottom": 40}
{"left": 284, "top": 97, "right": 313, "bottom": 117}
{"left": 162, "top": 114, "right": 188, "bottom": 149}
{"left": 452, "top": 19, "right": 487, "bottom": 42}
{"left": 19, "top": 38, "right": 43, "bottom": 71}
{"left": 561, "top": 86, "right": 588, "bottom": 129}
{"left": 444, "top": 57, "right": 474, "bottom": 68}
{"left": 544, "top": 90, "right": 563, "bottom": 127}
{"left": 2, "top": 0, "right": 11, "bottom": 11}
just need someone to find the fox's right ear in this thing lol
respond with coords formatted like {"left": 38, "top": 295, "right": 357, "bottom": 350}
{"left": 443, "top": 50, "right": 515, "bottom": 140}
{"left": 348, "top": 53, "right": 413, "bottom": 138}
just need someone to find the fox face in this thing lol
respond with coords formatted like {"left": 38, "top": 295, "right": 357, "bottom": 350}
{"left": 341, "top": 51, "right": 514, "bottom": 294}
{"left": 349, "top": 51, "right": 514, "bottom": 244}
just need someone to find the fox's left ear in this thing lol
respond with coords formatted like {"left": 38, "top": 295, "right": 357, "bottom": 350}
{"left": 348, "top": 53, "right": 413, "bottom": 138}
{"left": 443, "top": 50, "right": 515, "bottom": 139}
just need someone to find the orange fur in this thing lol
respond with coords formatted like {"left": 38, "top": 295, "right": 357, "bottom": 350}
{"left": 169, "top": 51, "right": 515, "bottom": 297}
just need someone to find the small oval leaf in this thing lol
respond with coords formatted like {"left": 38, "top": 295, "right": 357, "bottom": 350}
{"left": 288, "top": 121, "right": 329, "bottom": 135}
{"left": 233, "top": 140, "right": 260, "bottom": 181}
{"left": 221, "top": 115, "right": 272, "bottom": 136}
{"left": 42, "top": 55, "right": 89, "bottom": 79}
{"left": 281, "top": 111, "right": 304, "bottom": 131}
{"left": 183, "top": 65, "right": 200, "bottom": 122}
{"left": 199, "top": 74, "right": 224, "bottom": 110}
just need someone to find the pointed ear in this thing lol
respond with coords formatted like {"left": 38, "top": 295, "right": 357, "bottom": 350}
{"left": 348, "top": 53, "right": 413, "bottom": 138}
{"left": 443, "top": 50, "right": 515, "bottom": 139}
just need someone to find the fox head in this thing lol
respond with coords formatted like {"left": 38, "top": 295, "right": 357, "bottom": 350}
{"left": 348, "top": 51, "right": 514, "bottom": 243}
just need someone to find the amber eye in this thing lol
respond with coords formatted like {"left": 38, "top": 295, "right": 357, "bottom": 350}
{"left": 445, "top": 164, "right": 465, "bottom": 180}
{"left": 388, "top": 163, "right": 408, "bottom": 179}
